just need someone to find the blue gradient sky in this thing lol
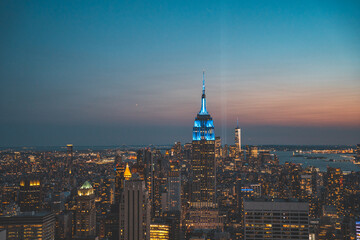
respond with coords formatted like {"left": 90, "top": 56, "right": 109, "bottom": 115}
{"left": 1, "top": 0, "right": 359, "bottom": 146}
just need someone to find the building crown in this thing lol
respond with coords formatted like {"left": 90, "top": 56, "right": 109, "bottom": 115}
{"left": 124, "top": 163, "right": 132, "bottom": 180}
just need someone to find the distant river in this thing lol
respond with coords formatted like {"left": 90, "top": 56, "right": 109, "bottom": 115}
{"left": 272, "top": 151, "right": 360, "bottom": 172}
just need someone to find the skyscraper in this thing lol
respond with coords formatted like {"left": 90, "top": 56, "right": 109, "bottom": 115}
{"left": 325, "top": 167, "right": 344, "bottom": 215}
{"left": 188, "top": 72, "right": 220, "bottom": 230}
{"left": 355, "top": 144, "right": 360, "bottom": 164}
{"left": 18, "top": 178, "right": 42, "bottom": 212}
{"left": 115, "top": 155, "right": 126, "bottom": 204}
{"left": 0, "top": 212, "right": 55, "bottom": 240}
{"left": 66, "top": 144, "right": 76, "bottom": 190}
{"left": 66, "top": 144, "right": 73, "bottom": 174}
{"left": 75, "top": 181, "right": 96, "bottom": 239}
{"left": 215, "top": 136, "right": 221, "bottom": 159}
{"left": 119, "top": 174, "right": 150, "bottom": 240}
{"left": 137, "top": 149, "right": 155, "bottom": 211}
{"left": 150, "top": 223, "right": 170, "bottom": 240}
{"left": 243, "top": 198, "right": 309, "bottom": 240}
{"left": 235, "top": 119, "right": 241, "bottom": 158}
{"left": 167, "top": 160, "right": 181, "bottom": 212}
{"left": 191, "top": 72, "right": 216, "bottom": 206}
{"left": 105, "top": 157, "right": 128, "bottom": 240}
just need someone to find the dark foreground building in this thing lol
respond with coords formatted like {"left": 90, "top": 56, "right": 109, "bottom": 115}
{"left": 0, "top": 211, "right": 55, "bottom": 240}
{"left": 243, "top": 198, "right": 309, "bottom": 240}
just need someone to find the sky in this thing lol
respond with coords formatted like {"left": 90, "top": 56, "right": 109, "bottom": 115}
{"left": 0, "top": 0, "right": 359, "bottom": 146}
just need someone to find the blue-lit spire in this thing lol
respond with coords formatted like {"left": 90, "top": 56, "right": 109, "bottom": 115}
{"left": 199, "top": 71, "right": 208, "bottom": 115}
{"left": 193, "top": 72, "right": 215, "bottom": 141}
{"left": 202, "top": 71, "right": 205, "bottom": 95}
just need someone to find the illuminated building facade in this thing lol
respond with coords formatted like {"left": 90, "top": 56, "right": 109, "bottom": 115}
{"left": 0, "top": 212, "right": 55, "bottom": 240}
{"left": 67, "top": 144, "right": 73, "bottom": 174}
{"left": 355, "top": 144, "right": 360, "bottom": 164}
{"left": 162, "top": 211, "right": 181, "bottom": 240}
{"left": 191, "top": 72, "right": 216, "bottom": 206}
{"left": 300, "top": 174, "right": 313, "bottom": 195}
{"left": 243, "top": 199, "right": 309, "bottom": 240}
{"left": 66, "top": 144, "right": 77, "bottom": 190}
{"left": 153, "top": 157, "right": 167, "bottom": 219}
{"left": 325, "top": 167, "right": 344, "bottom": 215}
{"left": 105, "top": 156, "right": 126, "bottom": 240}
{"left": 75, "top": 181, "right": 96, "bottom": 238}
{"left": 249, "top": 146, "right": 258, "bottom": 159}
{"left": 119, "top": 177, "right": 150, "bottom": 240}
{"left": 124, "top": 163, "right": 132, "bottom": 180}
{"left": 137, "top": 149, "right": 155, "bottom": 213}
{"left": 317, "top": 214, "right": 342, "bottom": 240}
{"left": 150, "top": 223, "right": 169, "bottom": 240}
{"left": 215, "top": 136, "right": 221, "bottom": 159}
{"left": 188, "top": 73, "right": 220, "bottom": 230}
{"left": 235, "top": 119, "right": 241, "bottom": 159}
{"left": 115, "top": 156, "right": 126, "bottom": 204}
{"left": 172, "top": 142, "right": 182, "bottom": 158}
{"left": 236, "top": 184, "right": 262, "bottom": 236}
{"left": 18, "top": 178, "right": 42, "bottom": 212}
{"left": 167, "top": 160, "right": 181, "bottom": 212}
{"left": 55, "top": 212, "right": 72, "bottom": 240}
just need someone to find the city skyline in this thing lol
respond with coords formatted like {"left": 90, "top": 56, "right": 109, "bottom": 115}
{"left": 1, "top": 0, "right": 360, "bottom": 146}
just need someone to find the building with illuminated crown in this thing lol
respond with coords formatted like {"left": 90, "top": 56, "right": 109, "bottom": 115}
{"left": 75, "top": 181, "right": 96, "bottom": 239}
{"left": 119, "top": 167, "right": 150, "bottom": 240}
{"left": 18, "top": 178, "right": 42, "bottom": 212}
{"left": 188, "top": 72, "right": 220, "bottom": 230}
{"left": 124, "top": 163, "right": 132, "bottom": 180}
{"left": 191, "top": 72, "right": 216, "bottom": 205}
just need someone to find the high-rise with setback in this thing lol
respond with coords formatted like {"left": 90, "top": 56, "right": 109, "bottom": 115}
{"left": 18, "top": 178, "right": 42, "bottom": 212}
{"left": 188, "top": 73, "right": 220, "bottom": 230}
{"left": 191, "top": 72, "right": 216, "bottom": 206}
{"left": 75, "top": 181, "right": 96, "bottom": 239}
{"left": 119, "top": 172, "right": 150, "bottom": 240}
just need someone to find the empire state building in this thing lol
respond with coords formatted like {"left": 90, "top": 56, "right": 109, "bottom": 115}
{"left": 191, "top": 72, "right": 216, "bottom": 207}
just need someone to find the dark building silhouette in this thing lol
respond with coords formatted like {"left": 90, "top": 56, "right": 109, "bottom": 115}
{"left": 18, "top": 178, "right": 42, "bottom": 212}
{"left": 75, "top": 181, "right": 96, "bottom": 239}
{"left": 0, "top": 212, "right": 55, "bottom": 240}
{"left": 119, "top": 169, "right": 150, "bottom": 240}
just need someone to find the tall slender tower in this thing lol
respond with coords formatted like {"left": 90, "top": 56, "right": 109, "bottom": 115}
{"left": 188, "top": 73, "right": 220, "bottom": 230}
{"left": 325, "top": 167, "right": 344, "bottom": 215}
{"left": 167, "top": 160, "right": 181, "bottom": 212}
{"left": 66, "top": 144, "right": 73, "bottom": 174}
{"left": 191, "top": 72, "right": 216, "bottom": 206}
{"left": 235, "top": 119, "right": 241, "bottom": 159}
{"left": 119, "top": 174, "right": 150, "bottom": 240}
{"left": 66, "top": 144, "right": 76, "bottom": 190}
{"left": 75, "top": 181, "right": 96, "bottom": 238}
{"left": 115, "top": 157, "right": 126, "bottom": 204}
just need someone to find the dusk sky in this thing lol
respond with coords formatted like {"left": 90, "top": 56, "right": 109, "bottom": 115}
{"left": 1, "top": 0, "right": 359, "bottom": 146}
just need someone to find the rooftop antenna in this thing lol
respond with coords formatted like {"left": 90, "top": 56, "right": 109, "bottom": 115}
{"left": 202, "top": 70, "right": 205, "bottom": 94}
